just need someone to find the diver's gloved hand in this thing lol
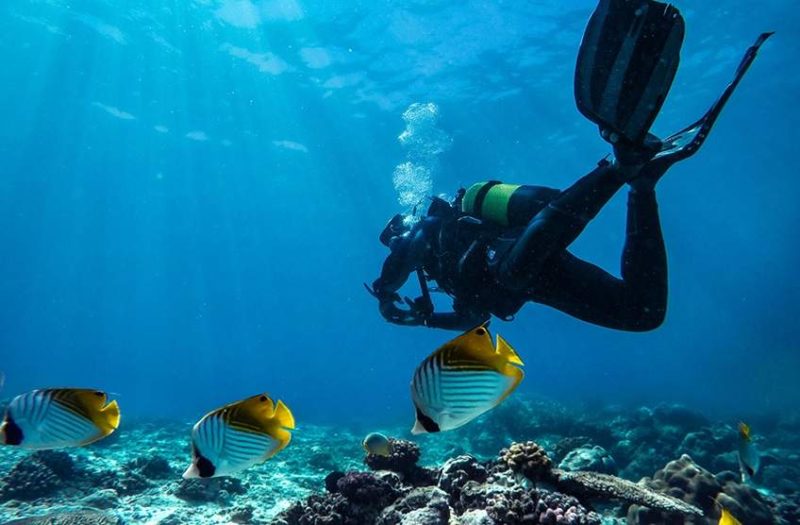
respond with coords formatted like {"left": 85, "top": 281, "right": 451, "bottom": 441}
{"left": 378, "top": 298, "right": 425, "bottom": 326}
{"left": 404, "top": 295, "right": 434, "bottom": 318}
{"left": 365, "top": 281, "right": 426, "bottom": 326}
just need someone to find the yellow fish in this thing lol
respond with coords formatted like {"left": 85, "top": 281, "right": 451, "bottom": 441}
{"left": 737, "top": 421, "right": 760, "bottom": 482}
{"left": 719, "top": 507, "right": 742, "bottom": 525}
{"left": 183, "top": 393, "right": 295, "bottom": 478}
{"left": 363, "top": 432, "right": 392, "bottom": 457}
{"left": 0, "top": 388, "right": 120, "bottom": 449}
{"left": 411, "top": 324, "right": 524, "bottom": 434}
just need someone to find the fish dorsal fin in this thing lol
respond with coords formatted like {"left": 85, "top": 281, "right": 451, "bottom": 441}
{"left": 720, "top": 508, "right": 742, "bottom": 525}
{"left": 738, "top": 422, "right": 751, "bottom": 441}
{"left": 495, "top": 334, "right": 524, "bottom": 366}
{"left": 225, "top": 394, "right": 294, "bottom": 439}
{"left": 446, "top": 324, "right": 495, "bottom": 358}
{"left": 51, "top": 388, "right": 118, "bottom": 433}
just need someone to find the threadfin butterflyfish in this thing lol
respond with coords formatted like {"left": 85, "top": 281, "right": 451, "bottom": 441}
{"left": 0, "top": 388, "right": 120, "bottom": 449}
{"left": 737, "top": 421, "right": 760, "bottom": 482}
{"left": 719, "top": 507, "right": 742, "bottom": 525}
{"left": 363, "top": 432, "right": 392, "bottom": 457}
{"left": 410, "top": 324, "right": 524, "bottom": 434}
{"left": 183, "top": 393, "right": 295, "bottom": 479}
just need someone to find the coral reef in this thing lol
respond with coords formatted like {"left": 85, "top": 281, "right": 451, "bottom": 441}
{"left": 173, "top": 476, "right": 247, "bottom": 503}
{"left": 3, "top": 511, "right": 122, "bottom": 525}
{"left": 364, "top": 438, "right": 438, "bottom": 487}
{"left": 0, "top": 451, "right": 72, "bottom": 501}
{"left": 558, "top": 445, "right": 617, "bottom": 475}
{"left": 365, "top": 438, "right": 421, "bottom": 473}
{"left": 0, "top": 400, "right": 795, "bottom": 524}
{"left": 627, "top": 454, "right": 774, "bottom": 524}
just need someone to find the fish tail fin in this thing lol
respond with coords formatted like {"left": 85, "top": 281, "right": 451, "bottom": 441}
{"left": 101, "top": 400, "right": 121, "bottom": 433}
{"left": 273, "top": 400, "right": 295, "bottom": 429}
{"left": 496, "top": 335, "right": 524, "bottom": 366}
{"left": 266, "top": 427, "right": 293, "bottom": 458}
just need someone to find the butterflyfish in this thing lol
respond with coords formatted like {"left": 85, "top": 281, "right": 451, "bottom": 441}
{"left": 411, "top": 324, "right": 524, "bottom": 434}
{"left": 737, "top": 421, "right": 760, "bottom": 482}
{"left": 363, "top": 432, "right": 392, "bottom": 457}
{"left": 0, "top": 388, "right": 120, "bottom": 449}
{"left": 719, "top": 507, "right": 742, "bottom": 525}
{"left": 183, "top": 393, "right": 295, "bottom": 478}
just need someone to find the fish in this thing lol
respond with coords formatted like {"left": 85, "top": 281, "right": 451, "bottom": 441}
{"left": 737, "top": 421, "right": 760, "bottom": 482}
{"left": 362, "top": 432, "right": 392, "bottom": 456}
{"left": 183, "top": 393, "right": 295, "bottom": 479}
{"left": 719, "top": 507, "right": 742, "bottom": 525}
{"left": 0, "top": 388, "right": 120, "bottom": 449}
{"left": 410, "top": 324, "right": 524, "bottom": 434}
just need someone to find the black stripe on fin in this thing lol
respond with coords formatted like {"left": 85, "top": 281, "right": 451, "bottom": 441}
{"left": 3, "top": 414, "right": 24, "bottom": 445}
{"left": 193, "top": 443, "right": 216, "bottom": 478}
{"left": 415, "top": 407, "right": 440, "bottom": 433}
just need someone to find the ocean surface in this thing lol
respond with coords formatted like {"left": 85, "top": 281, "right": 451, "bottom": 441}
{"left": 0, "top": 1, "right": 799, "bottom": 522}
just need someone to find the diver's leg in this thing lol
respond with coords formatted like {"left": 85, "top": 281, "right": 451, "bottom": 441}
{"left": 530, "top": 189, "right": 667, "bottom": 331}
{"left": 496, "top": 160, "right": 625, "bottom": 290}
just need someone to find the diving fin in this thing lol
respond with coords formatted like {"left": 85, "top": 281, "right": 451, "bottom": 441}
{"left": 649, "top": 32, "right": 774, "bottom": 166}
{"left": 622, "top": 31, "right": 774, "bottom": 183}
{"left": 575, "top": 0, "right": 685, "bottom": 147}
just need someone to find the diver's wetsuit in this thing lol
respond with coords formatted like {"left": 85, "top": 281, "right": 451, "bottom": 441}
{"left": 371, "top": 160, "right": 667, "bottom": 332}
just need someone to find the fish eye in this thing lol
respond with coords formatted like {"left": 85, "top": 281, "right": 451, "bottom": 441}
{"left": 475, "top": 328, "right": 486, "bottom": 336}
{"left": 94, "top": 391, "right": 104, "bottom": 397}
{"left": 259, "top": 395, "right": 268, "bottom": 402}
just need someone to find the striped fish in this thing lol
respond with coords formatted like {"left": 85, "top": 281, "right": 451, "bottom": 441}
{"left": 183, "top": 393, "right": 295, "bottom": 478}
{"left": 0, "top": 388, "right": 120, "bottom": 449}
{"left": 411, "top": 324, "right": 524, "bottom": 434}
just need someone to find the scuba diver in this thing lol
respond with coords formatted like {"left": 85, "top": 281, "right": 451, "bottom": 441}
{"left": 367, "top": 0, "right": 772, "bottom": 332}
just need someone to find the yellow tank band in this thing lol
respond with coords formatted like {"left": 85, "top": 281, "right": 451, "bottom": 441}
{"left": 462, "top": 182, "right": 486, "bottom": 215}
{"left": 482, "top": 184, "right": 521, "bottom": 226}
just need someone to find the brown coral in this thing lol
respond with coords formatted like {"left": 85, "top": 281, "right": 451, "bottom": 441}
{"left": 500, "top": 441, "right": 554, "bottom": 483}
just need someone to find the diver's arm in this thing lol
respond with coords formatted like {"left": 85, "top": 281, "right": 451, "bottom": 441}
{"left": 423, "top": 309, "right": 489, "bottom": 331}
{"left": 370, "top": 228, "right": 430, "bottom": 326}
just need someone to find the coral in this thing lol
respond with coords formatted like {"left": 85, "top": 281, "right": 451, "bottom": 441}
{"left": 173, "top": 476, "right": 247, "bottom": 503}
{"left": 485, "top": 487, "right": 602, "bottom": 525}
{"left": 365, "top": 438, "right": 421, "bottom": 474}
{"left": 275, "top": 493, "right": 352, "bottom": 525}
{"left": 377, "top": 486, "right": 450, "bottom": 525}
{"left": 456, "top": 509, "right": 494, "bottom": 525}
{"left": 558, "top": 446, "right": 617, "bottom": 475}
{"left": 2, "top": 511, "right": 122, "bottom": 525}
{"left": 80, "top": 488, "right": 120, "bottom": 509}
{"left": 499, "top": 441, "right": 555, "bottom": 483}
{"left": 325, "top": 471, "right": 346, "bottom": 493}
{"left": 336, "top": 471, "right": 399, "bottom": 507}
{"left": 364, "top": 438, "right": 437, "bottom": 486}
{"left": 33, "top": 450, "right": 76, "bottom": 478}
{"left": 0, "top": 452, "right": 62, "bottom": 501}
{"left": 626, "top": 454, "right": 774, "bottom": 524}
{"left": 554, "top": 437, "right": 594, "bottom": 462}
{"left": 553, "top": 469, "right": 703, "bottom": 518}
{"left": 95, "top": 469, "right": 152, "bottom": 496}
{"left": 438, "top": 455, "right": 487, "bottom": 500}
{"left": 770, "top": 493, "right": 800, "bottom": 525}
{"left": 676, "top": 426, "right": 736, "bottom": 468}
{"left": 228, "top": 504, "right": 261, "bottom": 524}
{"left": 125, "top": 455, "right": 174, "bottom": 479}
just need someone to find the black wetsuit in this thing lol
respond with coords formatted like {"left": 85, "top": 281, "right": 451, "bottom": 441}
{"left": 371, "top": 160, "right": 667, "bottom": 332}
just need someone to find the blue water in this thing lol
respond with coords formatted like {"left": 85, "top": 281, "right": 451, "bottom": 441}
{"left": 0, "top": 0, "right": 798, "bottom": 427}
